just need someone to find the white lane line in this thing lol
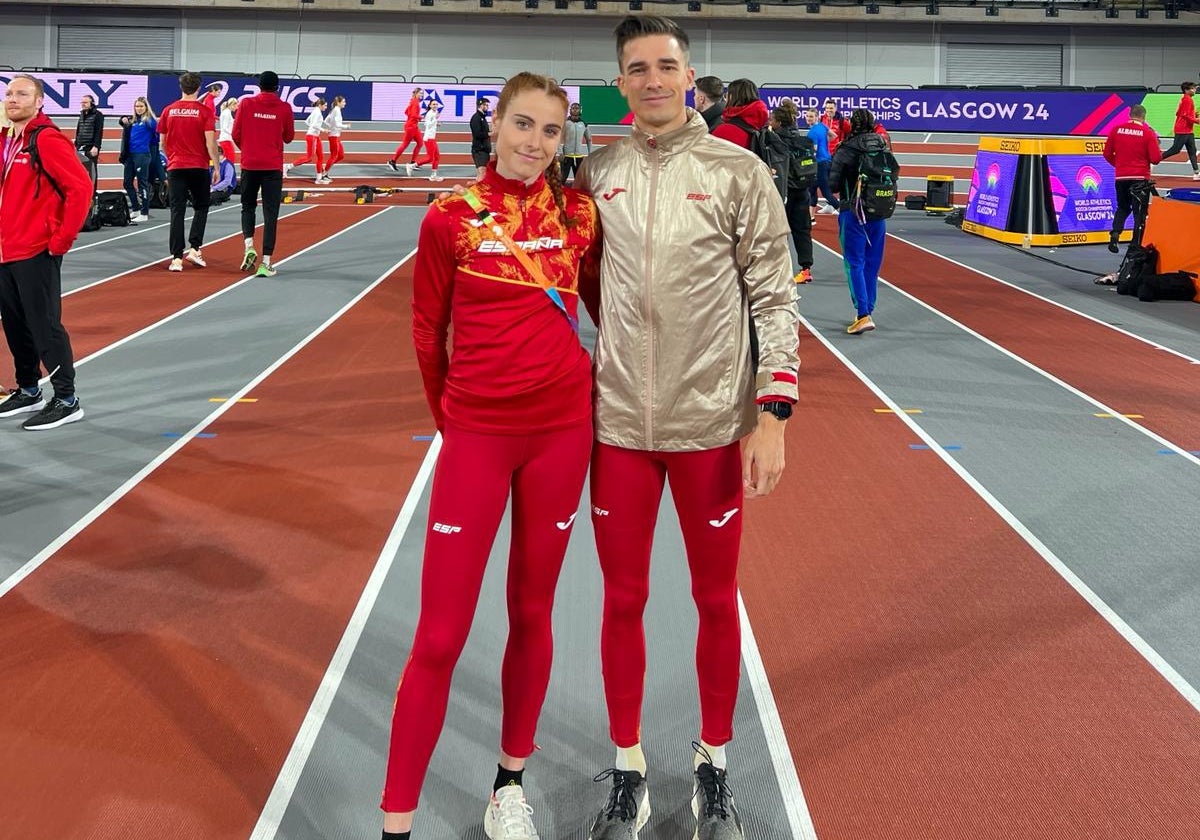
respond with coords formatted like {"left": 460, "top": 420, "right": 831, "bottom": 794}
{"left": 249, "top": 425, "right": 437, "bottom": 840}
{"left": 886, "top": 232, "right": 1200, "bottom": 367}
{"left": 65, "top": 206, "right": 316, "bottom": 297}
{"left": 0, "top": 213, "right": 404, "bottom": 600}
{"left": 797, "top": 311, "right": 1200, "bottom": 715}
{"left": 69, "top": 204, "right": 238, "bottom": 252}
{"left": 922, "top": 132, "right": 932, "bottom": 143}
{"left": 69, "top": 207, "right": 388, "bottom": 371}
{"left": 739, "top": 593, "right": 821, "bottom": 840}
{"left": 812, "top": 238, "right": 1200, "bottom": 466}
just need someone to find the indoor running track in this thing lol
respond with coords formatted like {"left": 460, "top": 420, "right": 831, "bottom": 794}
{"left": 1, "top": 200, "right": 1198, "bottom": 840}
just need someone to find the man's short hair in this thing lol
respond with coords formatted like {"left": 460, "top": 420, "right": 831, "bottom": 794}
{"left": 477, "top": 97, "right": 490, "bottom": 107}
{"left": 179, "top": 72, "right": 202, "bottom": 95}
{"left": 694, "top": 76, "right": 724, "bottom": 101}
{"left": 1130, "top": 104, "right": 1147, "bottom": 119}
{"left": 9, "top": 73, "right": 44, "bottom": 97}
{"left": 614, "top": 14, "right": 690, "bottom": 70}
{"left": 1184, "top": 81, "right": 1197, "bottom": 93}
{"left": 208, "top": 82, "right": 222, "bottom": 92}
{"left": 81, "top": 94, "right": 95, "bottom": 106}
{"left": 259, "top": 71, "right": 280, "bottom": 92}
{"left": 805, "top": 107, "right": 818, "bottom": 116}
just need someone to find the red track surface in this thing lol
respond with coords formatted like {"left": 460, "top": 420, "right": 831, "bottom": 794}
{"left": 65, "top": 206, "right": 378, "bottom": 360}
{"left": 739, "top": 328, "right": 1200, "bottom": 838}
{"left": 0, "top": 257, "right": 428, "bottom": 838}
{"left": 811, "top": 225, "right": 1200, "bottom": 449}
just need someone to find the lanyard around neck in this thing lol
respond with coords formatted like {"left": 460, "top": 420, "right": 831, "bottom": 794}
{"left": 461, "top": 188, "right": 578, "bottom": 335}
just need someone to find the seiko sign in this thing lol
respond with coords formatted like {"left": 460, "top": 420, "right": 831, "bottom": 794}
{"left": 0, "top": 73, "right": 149, "bottom": 115}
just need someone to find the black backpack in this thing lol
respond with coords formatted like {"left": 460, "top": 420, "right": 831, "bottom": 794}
{"left": 1137, "top": 270, "right": 1196, "bottom": 302}
{"left": 854, "top": 136, "right": 900, "bottom": 220}
{"left": 780, "top": 131, "right": 818, "bottom": 193}
{"left": 727, "top": 116, "right": 788, "bottom": 199}
{"left": 24, "top": 125, "right": 68, "bottom": 201}
{"left": 1116, "top": 243, "right": 1159, "bottom": 296}
{"left": 95, "top": 191, "right": 132, "bottom": 227}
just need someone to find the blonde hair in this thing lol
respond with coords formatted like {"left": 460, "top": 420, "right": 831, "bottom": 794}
{"left": 495, "top": 72, "right": 576, "bottom": 228}
{"left": 134, "top": 96, "right": 157, "bottom": 122}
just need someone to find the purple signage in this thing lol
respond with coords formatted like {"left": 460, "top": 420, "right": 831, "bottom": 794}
{"left": 371, "top": 82, "right": 580, "bottom": 121}
{"left": 760, "top": 88, "right": 1145, "bottom": 136}
{"left": 1046, "top": 153, "right": 1130, "bottom": 234}
{"left": 964, "top": 151, "right": 1020, "bottom": 228}
{"left": 0, "top": 72, "right": 148, "bottom": 116}
{"left": 148, "top": 74, "right": 375, "bottom": 121}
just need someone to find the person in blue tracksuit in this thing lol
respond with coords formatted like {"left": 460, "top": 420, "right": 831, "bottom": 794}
{"left": 829, "top": 108, "right": 890, "bottom": 336}
{"left": 119, "top": 96, "right": 158, "bottom": 222}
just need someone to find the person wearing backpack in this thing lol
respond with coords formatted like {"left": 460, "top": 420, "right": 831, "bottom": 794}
{"left": 770, "top": 106, "right": 816, "bottom": 284}
{"left": 829, "top": 108, "right": 900, "bottom": 335}
{"left": 0, "top": 74, "right": 93, "bottom": 430}
{"left": 804, "top": 107, "right": 839, "bottom": 221}
{"left": 711, "top": 78, "right": 768, "bottom": 150}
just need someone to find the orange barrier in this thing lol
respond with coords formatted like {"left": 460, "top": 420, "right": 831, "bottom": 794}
{"left": 1143, "top": 198, "right": 1200, "bottom": 301}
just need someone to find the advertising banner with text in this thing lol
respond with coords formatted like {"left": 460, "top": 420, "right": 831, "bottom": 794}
{"left": 761, "top": 88, "right": 1146, "bottom": 136}
{"left": 0, "top": 72, "right": 148, "bottom": 116}
{"left": 147, "top": 75, "right": 375, "bottom": 120}
{"left": 370, "top": 82, "right": 580, "bottom": 122}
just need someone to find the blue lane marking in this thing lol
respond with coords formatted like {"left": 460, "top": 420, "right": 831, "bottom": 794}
{"left": 412, "top": 435, "right": 435, "bottom": 442}
{"left": 909, "top": 443, "right": 963, "bottom": 451}
{"left": 1157, "top": 449, "right": 1200, "bottom": 455}
{"left": 161, "top": 432, "right": 217, "bottom": 439}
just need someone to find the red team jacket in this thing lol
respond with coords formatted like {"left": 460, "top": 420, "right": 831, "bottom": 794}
{"left": 0, "top": 112, "right": 94, "bottom": 262}
{"left": 232, "top": 91, "right": 296, "bottom": 170}
{"left": 412, "top": 163, "right": 599, "bottom": 434}
{"left": 1103, "top": 119, "right": 1162, "bottom": 180}
{"left": 405, "top": 97, "right": 422, "bottom": 131}
{"left": 159, "top": 99, "right": 216, "bottom": 170}
{"left": 1174, "top": 94, "right": 1198, "bottom": 135}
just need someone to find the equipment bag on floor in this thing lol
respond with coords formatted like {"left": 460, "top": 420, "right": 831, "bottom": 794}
{"left": 1137, "top": 270, "right": 1198, "bottom": 302}
{"left": 1116, "top": 243, "right": 1158, "bottom": 296}
{"left": 95, "top": 191, "right": 132, "bottom": 227}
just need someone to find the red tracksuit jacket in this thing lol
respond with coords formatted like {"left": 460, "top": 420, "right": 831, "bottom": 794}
{"left": 1103, "top": 119, "right": 1162, "bottom": 179}
{"left": 0, "top": 112, "right": 94, "bottom": 263}
{"left": 232, "top": 91, "right": 296, "bottom": 170}
{"left": 1174, "top": 95, "right": 1198, "bottom": 135}
{"left": 412, "top": 163, "right": 599, "bottom": 434}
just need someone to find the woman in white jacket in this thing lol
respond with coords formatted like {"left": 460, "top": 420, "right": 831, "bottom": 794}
{"left": 321, "top": 95, "right": 350, "bottom": 182}
{"left": 407, "top": 99, "right": 443, "bottom": 182}
{"left": 286, "top": 98, "right": 328, "bottom": 183}
{"left": 217, "top": 98, "right": 238, "bottom": 167}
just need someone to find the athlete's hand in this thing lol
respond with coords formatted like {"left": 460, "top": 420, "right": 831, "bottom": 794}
{"left": 742, "top": 413, "right": 786, "bottom": 498}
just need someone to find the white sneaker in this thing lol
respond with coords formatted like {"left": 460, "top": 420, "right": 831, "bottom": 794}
{"left": 136, "top": 213, "right": 149, "bottom": 223}
{"left": 429, "top": 172, "right": 444, "bottom": 182}
{"left": 483, "top": 785, "right": 539, "bottom": 840}
{"left": 168, "top": 258, "right": 183, "bottom": 272}
{"left": 284, "top": 163, "right": 292, "bottom": 176}
{"left": 1192, "top": 172, "right": 1200, "bottom": 181}
{"left": 320, "top": 176, "right": 333, "bottom": 185}
{"left": 185, "top": 249, "right": 207, "bottom": 268}
{"left": 405, "top": 162, "right": 414, "bottom": 177}
{"left": 820, "top": 203, "right": 839, "bottom": 215}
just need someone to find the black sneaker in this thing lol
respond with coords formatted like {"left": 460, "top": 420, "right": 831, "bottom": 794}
{"left": 587, "top": 769, "right": 650, "bottom": 840}
{"left": 386, "top": 159, "right": 399, "bottom": 172}
{"left": 22, "top": 397, "right": 84, "bottom": 430}
{"left": 691, "top": 744, "right": 744, "bottom": 840}
{"left": 0, "top": 388, "right": 45, "bottom": 417}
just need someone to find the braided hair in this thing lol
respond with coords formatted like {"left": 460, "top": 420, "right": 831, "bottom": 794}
{"left": 849, "top": 108, "right": 875, "bottom": 137}
{"left": 495, "top": 71, "right": 578, "bottom": 229}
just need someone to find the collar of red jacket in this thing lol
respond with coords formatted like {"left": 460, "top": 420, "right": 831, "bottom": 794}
{"left": 3, "top": 109, "right": 53, "bottom": 142}
{"left": 481, "top": 159, "right": 548, "bottom": 198}
{"left": 721, "top": 99, "right": 769, "bottom": 130}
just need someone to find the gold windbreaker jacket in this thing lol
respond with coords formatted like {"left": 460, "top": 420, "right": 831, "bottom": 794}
{"left": 577, "top": 110, "right": 800, "bottom": 452}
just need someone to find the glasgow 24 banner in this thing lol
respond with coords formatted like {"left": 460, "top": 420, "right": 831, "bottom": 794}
{"left": 761, "top": 88, "right": 1146, "bottom": 135}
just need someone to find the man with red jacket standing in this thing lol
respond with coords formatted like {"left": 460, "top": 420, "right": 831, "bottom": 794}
{"left": 159, "top": 71, "right": 220, "bottom": 273}
{"left": 1103, "top": 103, "right": 1162, "bottom": 254}
{"left": 0, "top": 75, "right": 93, "bottom": 430}
{"left": 232, "top": 71, "right": 295, "bottom": 278}
{"left": 1160, "top": 81, "right": 1200, "bottom": 181}
{"left": 387, "top": 87, "right": 425, "bottom": 172}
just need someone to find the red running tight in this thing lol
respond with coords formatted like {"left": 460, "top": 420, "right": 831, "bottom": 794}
{"left": 393, "top": 126, "right": 424, "bottom": 163}
{"left": 326, "top": 137, "right": 345, "bottom": 173}
{"left": 380, "top": 422, "right": 592, "bottom": 812}
{"left": 292, "top": 135, "right": 324, "bottom": 171}
{"left": 415, "top": 139, "right": 440, "bottom": 171}
{"left": 590, "top": 441, "right": 744, "bottom": 748}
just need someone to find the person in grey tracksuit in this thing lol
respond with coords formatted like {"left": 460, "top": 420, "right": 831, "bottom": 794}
{"left": 559, "top": 102, "right": 592, "bottom": 184}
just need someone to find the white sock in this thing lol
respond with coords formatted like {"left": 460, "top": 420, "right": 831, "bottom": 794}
{"left": 696, "top": 740, "right": 727, "bottom": 770}
{"left": 244, "top": 237, "right": 254, "bottom": 250}
{"left": 262, "top": 255, "right": 271, "bottom": 267}
{"left": 615, "top": 743, "right": 647, "bottom": 775}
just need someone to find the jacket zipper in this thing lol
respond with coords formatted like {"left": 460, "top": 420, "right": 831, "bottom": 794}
{"left": 643, "top": 142, "right": 659, "bottom": 448}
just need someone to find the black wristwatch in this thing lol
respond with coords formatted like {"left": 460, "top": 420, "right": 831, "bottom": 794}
{"left": 760, "top": 400, "right": 793, "bottom": 421}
